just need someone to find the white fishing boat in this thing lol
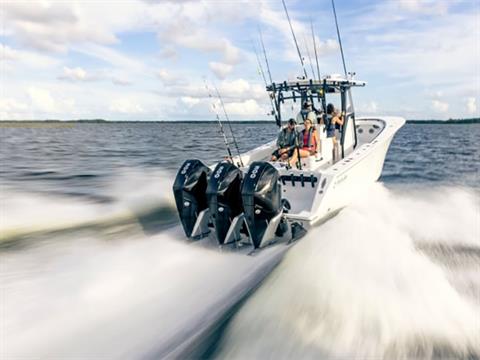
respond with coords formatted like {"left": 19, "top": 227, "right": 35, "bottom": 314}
{"left": 172, "top": 0, "right": 404, "bottom": 252}
{"left": 172, "top": 74, "right": 405, "bottom": 251}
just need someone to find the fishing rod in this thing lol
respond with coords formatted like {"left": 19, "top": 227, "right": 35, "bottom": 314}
{"left": 331, "top": 0, "right": 355, "bottom": 113}
{"left": 252, "top": 40, "right": 279, "bottom": 124}
{"left": 258, "top": 28, "right": 282, "bottom": 127}
{"left": 281, "top": 0, "right": 308, "bottom": 79}
{"left": 311, "top": 19, "right": 321, "bottom": 82}
{"left": 310, "top": 18, "right": 326, "bottom": 116}
{"left": 331, "top": 0, "right": 347, "bottom": 78}
{"left": 252, "top": 31, "right": 282, "bottom": 127}
{"left": 331, "top": 0, "right": 356, "bottom": 158}
{"left": 258, "top": 27, "right": 273, "bottom": 84}
{"left": 203, "top": 79, "right": 234, "bottom": 163}
{"left": 303, "top": 33, "right": 316, "bottom": 80}
{"left": 212, "top": 81, "right": 244, "bottom": 167}
{"left": 252, "top": 41, "right": 269, "bottom": 87}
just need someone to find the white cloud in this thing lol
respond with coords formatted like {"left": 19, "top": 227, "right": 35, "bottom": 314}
{"left": 109, "top": 99, "right": 145, "bottom": 114}
{"left": 0, "top": 43, "right": 18, "bottom": 61}
{"left": 111, "top": 78, "right": 132, "bottom": 86}
{"left": 58, "top": 66, "right": 88, "bottom": 81}
{"left": 2, "top": 1, "right": 119, "bottom": 52}
{"left": 27, "top": 86, "right": 75, "bottom": 118}
{"left": 28, "top": 87, "right": 57, "bottom": 113}
{"left": 0, "top": 97, "right": 29, "bottom": 120}
{"left": 1, "top": 43, "right": 58, "bottom": 69}
{"left": 75, "top": 44, "right": 145, "bottom": 72}
{"left": 159, "top": 46, "right": 178, "bottom": 60}
{"left": 26, "top": 87, "right": 76, "bottom": 115}
{"left": 160, "top": 23, "right": 242, "bottom": 66}
{"left": 209, "top": 62, "right": 233, "bottom": 80}
{"left": 224, "top": 99, "right": 263, "bottom": 116}
{"left": 156, "top": 68, "right": 184, "bottom": 85}
{"left": 218, "top": 79, "right": 265, "bottom": 100}
{"left": 180, "top": 96, "right": 200, "bottom": 108}
{"left": 466, "top": 97, "right": 477, "bottom": 115}
{"left": 397, "top": 0, "right": 448, "bottom": 15}
{"left": 431, "top": 99, "right": 449, "bottom": 113}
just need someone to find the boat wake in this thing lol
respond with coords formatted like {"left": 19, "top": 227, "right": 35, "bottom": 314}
{"left": 214, "top": 183, "right": 480, "bottom": 359}
{"left": 2, "top": 177, "right": 478, "bottom": 359}
{"left": 0, "top": 169, "right": 178, "bottom": 247}
{"left": 1, "top": 225, "right": 289, "bottom": 358}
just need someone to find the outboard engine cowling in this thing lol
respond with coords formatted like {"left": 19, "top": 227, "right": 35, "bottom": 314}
{"left": 206, "top": 161, "right": 243, "bottom": 244}
{"left": 172, "top": 159, "right": 211, "bottom": 237}
{"left": 241, "top": 161, "right": 282, "bottom": 248}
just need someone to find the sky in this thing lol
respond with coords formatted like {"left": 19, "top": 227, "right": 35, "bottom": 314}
{"left": 0, "top": 0, "right": 479, "bottom": 121}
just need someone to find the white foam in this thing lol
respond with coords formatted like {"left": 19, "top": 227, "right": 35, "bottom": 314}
{"left": 0, "top": 169, "right": 176, "bottom": 239}
{"left": 0, "top": 228, "right": 286, "bottom": 358}
{"left": 217, "top": 184, "right": 480, "bottom": 359}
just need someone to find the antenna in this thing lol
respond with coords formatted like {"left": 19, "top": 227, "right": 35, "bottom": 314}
{"left": 331, "top": 0, "right": 347, "bottom": 77}
{"left": 212, "top": 81, "right": 244, "bottom": 167}
{"left": 281, "top": 0, "right": 308, "bottom": 79}
{"left": 310, "top": 19, "right": 321, "bottom": 82}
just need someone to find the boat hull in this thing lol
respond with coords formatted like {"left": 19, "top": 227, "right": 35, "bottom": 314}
{"left": 172, "top": 116, "right": 405, "bottom": 247}
{"left": 284, "top": 116, "right": 405, "bottom": 226}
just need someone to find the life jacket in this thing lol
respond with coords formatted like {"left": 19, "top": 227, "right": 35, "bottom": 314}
{"left": 278, "top": 127, "right": 296, "bottom": 148}
{"left": 301, "top": 127, "right": 317, "bottom": 151}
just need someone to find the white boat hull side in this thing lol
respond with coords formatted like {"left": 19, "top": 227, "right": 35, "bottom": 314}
{"left": 312, "top": 136, "right": 393, "bottom": 223}
{"left": 293, "top": 116, "right": 405, "bottom": 225}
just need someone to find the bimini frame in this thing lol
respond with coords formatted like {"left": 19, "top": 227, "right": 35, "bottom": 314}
{"left": 266, "top": 77, "right": 366, "bottom": 158}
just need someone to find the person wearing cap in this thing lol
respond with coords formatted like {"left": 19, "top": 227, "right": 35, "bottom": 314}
{"left": 288, "top": 112, "right": 320, "bottom": 167}
{"left": 271, "top": 118, "right": 297, "bottom": 161}
{"left": 296, "top": 100, "right": 315, "bottom": 124}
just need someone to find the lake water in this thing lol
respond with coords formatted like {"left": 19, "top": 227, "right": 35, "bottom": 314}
{"left": 1, "top": 122, "right": 479, "bottom": 359}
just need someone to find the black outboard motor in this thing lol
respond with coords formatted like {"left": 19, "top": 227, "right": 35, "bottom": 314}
{"left": 206, "top": 161, "right": 243, "bottom": 244}
{"left": 241, "top": 161, "right": 282, "bottom": 248}
{"left": 172, "top": 159, "right": 211, "bottom": 237}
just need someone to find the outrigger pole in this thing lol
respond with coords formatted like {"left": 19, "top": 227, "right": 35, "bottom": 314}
{"left": 203, "top": 79, "right": 234, "bottom": 163}
{"left": 281, "top": 0, "right": 308, "bottom": 79}
{"left": 212, "top": 82, "right": 244, "bottom": 167}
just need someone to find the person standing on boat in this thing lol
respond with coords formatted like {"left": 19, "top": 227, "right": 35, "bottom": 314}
{"left": 325, "top": 103, "right": 344, "bottom": 161}
{"left": 271, "top": 118, "right": 297, "bottom": 161}
{"left": 288, "top": 112, "right": 320, "bottom": 167}
{"left": 296, "top": 100, "right": 315, "bottom": 124}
